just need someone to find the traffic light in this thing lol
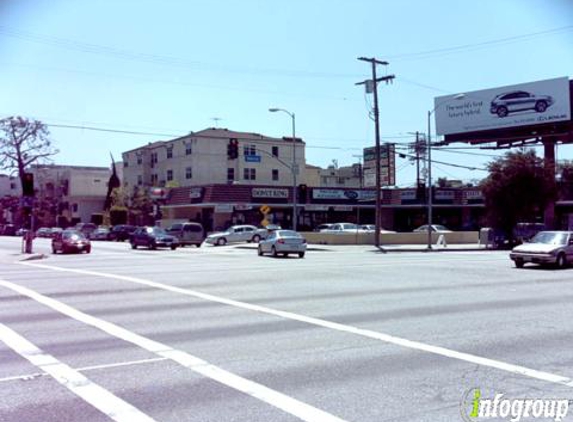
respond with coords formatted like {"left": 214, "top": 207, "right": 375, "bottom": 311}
{"left": 22, "top": 173, "right": 35, "bottom": 197}
{"left": 227, "top": 138, "right": 239, "bottom": 160}
{"left": 297, "top": 184, "right": 308, "bottom": 202}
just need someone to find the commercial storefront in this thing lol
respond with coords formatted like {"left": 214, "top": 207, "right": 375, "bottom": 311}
{"left": 161, "top": 184, "right": 487, "bottom": 232}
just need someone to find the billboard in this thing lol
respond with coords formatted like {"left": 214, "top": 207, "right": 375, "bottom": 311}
{"left": 363, "top": 143, "right": 396, "bottom": 187}
{"left": 434, "top": 77, "right": 571, "bottom": 136}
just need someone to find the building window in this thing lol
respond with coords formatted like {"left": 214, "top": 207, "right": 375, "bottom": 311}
{"left": 186, "top": 167, "right": 193, "bottom": 179}
{"left": 151, "top": 152, "right": 158, "bottom": 165}
{"left": 137, "top": 154, "right": 142, "bottom": 165}
{"left": 151, "top": 173, "right": 158, "bottom": 185}
{"left": 272, "top": 169, "right": 279, "bottom": 181}
{"left": 244, "top": 144, "right": 256, "bottom": 156}
{"left": 272, "top": 146, "right": 279, "bottom": 157}
{"left": 124, "top": 161, "right": 128, "bottom": 168}
{"left": 185, "top": 144, "right": 192, "bottom": 155}
{"left": 227, "top": 168, "right": 235, "bottom": 182}
{"left": 167, "top": 170, "right": 173, "bottom": 181}
{"left": 243, "top": 168, "right": 256, "bottom": 180}
{"left": 167, "top": 146, "right": 173, "bottom": 159}
{"left": 137, "top": 175, "right": 143, "bottom": 186}
{"left": 10, "top": 182, "right": 16, "bottom": 190}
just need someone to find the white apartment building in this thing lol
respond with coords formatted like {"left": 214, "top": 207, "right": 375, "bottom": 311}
{"left": 0, "top": 174, "right": 20, "bottom": 197}
{"left": 121, "top": 128, "right": 306, "bottom": 191}
{"left": 30, "top": 164, "right": 116, "bottom": 224}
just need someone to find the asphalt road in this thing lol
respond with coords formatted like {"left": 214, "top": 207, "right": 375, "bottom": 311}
{"left": 1, "top": 236, "right": 573, "bottom": 422}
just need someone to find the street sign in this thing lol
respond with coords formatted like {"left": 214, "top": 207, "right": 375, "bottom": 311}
{"left": 260, "top": 205, "right": 271, "bottom": 214}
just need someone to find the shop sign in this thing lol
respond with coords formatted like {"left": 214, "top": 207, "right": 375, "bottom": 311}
{"left": 400, "top": 190, "right": 417, "bottom": 200}
{"left": 435, "top": 190, "right": 455, "bottom": 200}
{"left": 189, "top": 187, "right": 203, "bottom": 199}
{"left": 252, "top": 188, "right": 289, "bottom": 199}
{"left": 333, "top": 205, "right": 353, "bottom": 211}
{"left": 304, "top": 204, "right": 329, "bottom": 211}
{"left": 312, "top": 189, "right": 375, "bottom": 201}
{"left": 214, "top": 204, "right": 233, "bottom": 213}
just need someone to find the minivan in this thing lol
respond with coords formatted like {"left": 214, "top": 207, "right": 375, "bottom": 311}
{"left": 166, "top": 222, "right": 205, "bottom": 247}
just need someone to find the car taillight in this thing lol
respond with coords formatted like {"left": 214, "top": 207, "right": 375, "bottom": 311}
{"left": 278, "top": 239, "right": 285, "bottom": 244}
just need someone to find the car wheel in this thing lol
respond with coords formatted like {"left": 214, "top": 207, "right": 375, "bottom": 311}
{"left": 299, "top": 252, "right": 305, "bottom": 258}
{"left": 556, "top": 253, "right": 567, "bottom": 269}
{"left": 535, "top": 100, "right": 548, "bottom": 113}
{"left": 196, "top": 243, "right": 202, "bottom": 248}
{"left": 271, "top": 246, "right": 278, "bottom": 257}
{"left": 496, "top": 106, "right": 508, "bottom": 118}
{"left": 131, "top": 242, "right": 137, "bottom": 249}
{"left": 217, "top": 238, "right": 227, "bottom": 246}
{"left": 170, "top": 245, "right": 177, "bottom": 250}
{"left": 514, "top": 259, "right": 524, "bottom": 268}
{"left": 52, "top": 245, "right": 58, "bottom": 254}
{"left": 252, "top": 234, "right": 261, "bottom": 243}
{"left": 85, "top": 247, "right": 91, "bottom": 254}
{"left": 258, "top": 245, "right": 264, "bottom": 256}
{"left": 149, "top": 241, "right": 157, "bottom": 250}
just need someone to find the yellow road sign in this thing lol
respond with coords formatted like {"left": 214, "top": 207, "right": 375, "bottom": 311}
{"left": 260, "top": 205, "right": 271, "bottom": 214}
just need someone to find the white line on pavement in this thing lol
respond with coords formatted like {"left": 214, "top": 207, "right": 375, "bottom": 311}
{"left": 17, "top": 261, "right": 573, "bottom": 388}
{"left": 0, "top": 357, "right": 168, "bottom": 383}
{"left": 0, "top": 278, "right": 348, "bottom": 422}
{"left": 0, "top": 323, "right": 157, "bottom": 422}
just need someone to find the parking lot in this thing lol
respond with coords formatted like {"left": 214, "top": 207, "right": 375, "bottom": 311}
{"left": 1, "top": 236, "right": 573, "bottom": 421}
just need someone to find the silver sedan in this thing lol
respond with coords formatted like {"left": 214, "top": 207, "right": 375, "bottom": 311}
{"left": 257, "top": 230, "right": 307, "bottom": 258}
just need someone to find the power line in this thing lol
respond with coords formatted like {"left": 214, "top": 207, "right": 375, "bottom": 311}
{"left": 386, "top": 25, "right": 573, "bottom": 61}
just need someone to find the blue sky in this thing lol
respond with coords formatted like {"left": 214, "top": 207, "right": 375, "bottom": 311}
{"left": 1, "top": 0, "right": 572, "bottom": 186}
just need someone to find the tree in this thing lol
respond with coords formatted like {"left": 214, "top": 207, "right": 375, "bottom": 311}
{"left": 0, "top": 116, "right": 59, "bottom": 190}
{"left": 481, "top": 149, "right": 556, "bottom": 241}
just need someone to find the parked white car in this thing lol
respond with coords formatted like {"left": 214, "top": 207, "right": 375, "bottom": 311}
{"left": 320, "top": 223, "right": 369, "bottom": 234}
{"left": 413, "top": 224, "right": 452, "bottom": 233}
{"left": 359, "top": 224, "right": 396, "bottom": 233}
{"left": 205, "top": 224, "right": 260, "bottom": 246}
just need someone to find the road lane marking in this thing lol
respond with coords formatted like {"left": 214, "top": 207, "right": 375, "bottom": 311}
{"left": 0, "top": 323, "right": 157, "bottom": 422}
{"left": 16, "top": 262, "right": 573, "bottom": 388}
{"left": 0, "top": 279, "right": 348, "bottom": 422}
{"left": 0, "top": 357, "right": 168, "bottom": 383}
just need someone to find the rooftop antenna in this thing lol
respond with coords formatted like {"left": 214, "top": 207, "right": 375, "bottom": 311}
{"left": 211, "top": 117, "right": 222, "bottom": 128}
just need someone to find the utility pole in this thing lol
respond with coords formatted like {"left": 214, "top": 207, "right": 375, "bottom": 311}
{"left": 356, "top": 57, "right": 395, "bottom": 248}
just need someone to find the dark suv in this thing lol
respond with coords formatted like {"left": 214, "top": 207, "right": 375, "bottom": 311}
{"left": 130, "top": 226, "right": 179, "bottom": 250}
{"left": 490, "top": 90, "right": 554, "bottom": 118}
{"left": 108, "top": 224, "right": 137, "bottom": 241}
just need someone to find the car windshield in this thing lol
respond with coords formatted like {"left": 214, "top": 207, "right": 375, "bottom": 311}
{"left": 63, "top": 231, "right": 86, "bottom": 240}
{"left": 530, "top": 232, "right": 568, "bottom": 245}
{"left": 434, "top": 225, "right": 448, "bottom": 231}
{"left": 148, "top": 227, "right": 167, "bottom": 235}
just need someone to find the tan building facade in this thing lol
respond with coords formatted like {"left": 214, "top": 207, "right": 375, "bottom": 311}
{"left": 122, "top": 128, "right": 306, "bottom": 191}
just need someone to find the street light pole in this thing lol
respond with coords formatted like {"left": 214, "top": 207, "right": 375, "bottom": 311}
{"left": 269, "top": 108, "right": 297, "bottom": 231}
{"left": 427, "top": 110, "right": 433, "bottom": 250}
{"left": 426, "top": 93, "right": 465, "bottom": 250}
